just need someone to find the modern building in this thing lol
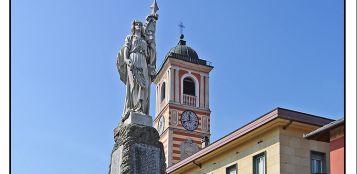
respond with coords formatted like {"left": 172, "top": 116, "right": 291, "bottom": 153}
{"left": 164, "top": 107, "right": 334, "bottom": 174}
{"left": 304, "top": 118, "right": 345, "bottom": 174}
{"left": 154, "top": 35, "right": 337, "bottom": 174}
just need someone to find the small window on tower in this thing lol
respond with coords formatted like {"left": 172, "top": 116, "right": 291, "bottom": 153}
{"left": 161, "top": 82, "right": 166, "bottom": 102}
{"left": 183, "top": 77, "right": 195, "bottom": 96}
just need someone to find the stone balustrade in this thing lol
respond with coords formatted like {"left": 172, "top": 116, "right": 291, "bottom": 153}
{"left": 182, "top": 94, "right": 196, "bottom": 107}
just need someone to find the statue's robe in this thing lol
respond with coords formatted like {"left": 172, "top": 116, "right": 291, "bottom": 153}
{"left": 118, "top": 35, "right": 150, "bottom": 116}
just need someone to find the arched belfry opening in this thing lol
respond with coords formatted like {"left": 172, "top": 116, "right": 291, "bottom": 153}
{"left": 182, "top": 76, "right": 197, "bottom": 107}
{"left": 183, "top": 77, "right": 195, "bottom": 96}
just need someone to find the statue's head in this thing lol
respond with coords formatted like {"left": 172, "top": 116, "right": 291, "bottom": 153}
{"left": 131, "top": 20, "right": 144, "bottom": 36}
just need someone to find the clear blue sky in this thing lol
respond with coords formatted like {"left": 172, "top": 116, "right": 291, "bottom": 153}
{"left": 12, "top": 0, "right": 344, "bottom": 173}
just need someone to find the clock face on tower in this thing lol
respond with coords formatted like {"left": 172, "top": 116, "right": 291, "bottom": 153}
{"left": 181, "top": 110, "right": 198, "bottom": 131}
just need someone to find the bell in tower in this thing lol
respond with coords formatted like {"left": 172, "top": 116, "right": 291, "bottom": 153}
{"left": 153, "top": 34, "right": 213, "bottom": 167}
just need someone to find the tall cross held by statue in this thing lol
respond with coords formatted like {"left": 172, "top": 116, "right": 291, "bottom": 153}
{"left": 150, "top": 0, "right": 159, "bottom": 15}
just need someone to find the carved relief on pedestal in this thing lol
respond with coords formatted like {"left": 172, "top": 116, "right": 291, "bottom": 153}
{"left": 132, "top": 144, "right": 160, "bottom": 174}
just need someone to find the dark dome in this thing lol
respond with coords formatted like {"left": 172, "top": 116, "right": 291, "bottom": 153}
{"left": 167, "top": 45, "right": 199, "bottom": 59}
{"left": 165, "top": 34, "right": 199, "bottom": 60}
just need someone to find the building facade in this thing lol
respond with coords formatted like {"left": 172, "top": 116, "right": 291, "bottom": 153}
{"left": 165, "top": 108, "right": 334, "bottom": 174}
{"left": 304, "top": 118, "right": 345, "bottom": 174}
{"left": 153, "top": 34, "right": 213, "bottom": 167}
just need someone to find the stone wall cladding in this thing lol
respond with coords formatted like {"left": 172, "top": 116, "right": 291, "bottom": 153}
{"left": 109, "top": 123, "right": 167, "bottom": 174}
{"left": 279, "top": 127, "right": 330, "bottom": 174}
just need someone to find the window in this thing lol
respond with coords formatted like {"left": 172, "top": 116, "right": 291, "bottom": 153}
{"left": 183, "top": 77, "right": 195, "bottom": 96}
{"left": 161, "top": 82, "right": 166, "bottom": 102}
{"left": 253, "top": 152, "right": 266, "bottom": 174}
{"left": 311, "top": 151, "right": 327, "bottom": 174}
{"left": 226, "top": 164, "right": 237, "bottom": 174}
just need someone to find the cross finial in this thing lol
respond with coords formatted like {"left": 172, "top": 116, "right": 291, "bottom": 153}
{"left": 178, "top": 22, "right": 185, "bottom": 35}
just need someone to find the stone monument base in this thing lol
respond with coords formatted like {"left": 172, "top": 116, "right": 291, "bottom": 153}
{"left": 109, "top": 115, "right": 166, "bottom": 174}
{"left": 123, "top": 112, "right": 153, "bottom": 127}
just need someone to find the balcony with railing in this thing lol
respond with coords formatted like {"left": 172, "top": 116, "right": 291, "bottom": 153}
{"left": 182, "top": 94, "right": 197, "bottom": 107}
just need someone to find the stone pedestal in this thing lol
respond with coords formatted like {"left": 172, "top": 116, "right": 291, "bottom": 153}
{"left": 108, "top": 113, "right": 166, "bottom": 174}
{"left": 123, "top": 112, "right": 153, "bottom": 127}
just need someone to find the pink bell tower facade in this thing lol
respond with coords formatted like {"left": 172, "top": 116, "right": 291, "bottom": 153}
{"left": 153, "top": 35, "right": 213, "bottom": 167}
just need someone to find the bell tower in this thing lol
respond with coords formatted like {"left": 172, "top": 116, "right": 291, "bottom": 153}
{"left": 154, "top": 34, "right": 213, "bottom": 167}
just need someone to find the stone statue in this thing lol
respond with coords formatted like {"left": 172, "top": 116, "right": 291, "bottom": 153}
{"left": 109, "top": 1, "right": 166, "bottom": 173}
{"left": 117, "top": 0, "right": 159, "bottom": 120}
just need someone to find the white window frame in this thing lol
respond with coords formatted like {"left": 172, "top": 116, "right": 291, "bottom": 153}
{"left": 226, "top": 164, "right": 237, "bottom": 174}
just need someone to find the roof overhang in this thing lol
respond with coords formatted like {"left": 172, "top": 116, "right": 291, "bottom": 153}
{"left": 303, "top": 118, "right": 344, "bottom": 142}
